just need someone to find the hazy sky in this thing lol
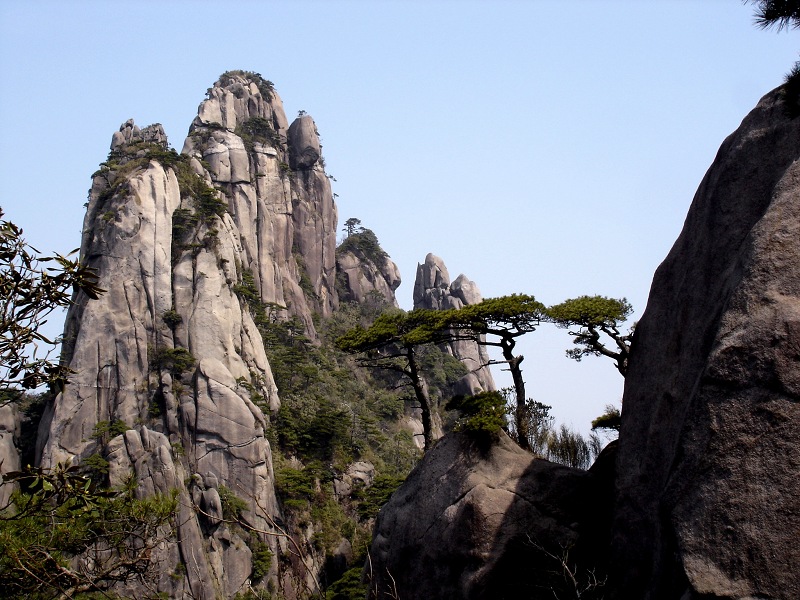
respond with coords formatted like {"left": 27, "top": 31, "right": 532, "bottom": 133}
{"left": 1, "top": 1, "right": 796, "bottom": 434}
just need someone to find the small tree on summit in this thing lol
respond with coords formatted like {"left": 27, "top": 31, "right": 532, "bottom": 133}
{"left": 747, "top": 0, "right": 800, "bottom": 115}
{"left": 342, "top": 217, "right": 362, "bottom": 238}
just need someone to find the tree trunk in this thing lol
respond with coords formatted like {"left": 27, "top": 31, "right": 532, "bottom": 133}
{"left": 407, "top": 348, "right": 433, "bottom": 451}
{"left": 504, "top": 348, "right": 530, "bottom": 451}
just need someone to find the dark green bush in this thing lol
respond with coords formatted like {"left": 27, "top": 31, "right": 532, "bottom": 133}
{"left": 353, "top": 475, "right": 404, "bottom": 521}
{"left": 446, "top": 391, "right": 507, "bottom": 437}
{"left": 149, "top": 346, "right": 196, "bottom": 375}
{"left": 162, "top": 308, "right": 182, "bottom": 328}
{"left": 217, "top": 485, "right": 248, "bottom": 521}
{"left": 249, "top": 537, "right": 273, "bottom": 581}
{"left": 336, "top": 228, "right": 388, "bottom": 266}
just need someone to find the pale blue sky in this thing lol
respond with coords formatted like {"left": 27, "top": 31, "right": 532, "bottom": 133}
{"left": 1, "top": 1, "right": 796, "bottom": 434}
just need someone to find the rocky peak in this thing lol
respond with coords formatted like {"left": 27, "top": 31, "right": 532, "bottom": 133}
{"left": 192, "top": 70, "right": 289, "bottom": 137}
{"left": 183, "top": 71, "right": 338, "bottom": 333}
{"left": 287, "top": 114, "right": 322, "bottom": 170}
{"left": 413, "top": 253, "right": 451, "bottom": 308}
{"left": 335, "top": 227, "right": 401, "bottom": 307}
{"left": 413, "top": 253, "right": 495, "bottom": 395}
{"left": 33, "top": 70, "right": 349, "bottom": 598}
{"left": 111, "top": 119, "right": 168, "bottom": 151}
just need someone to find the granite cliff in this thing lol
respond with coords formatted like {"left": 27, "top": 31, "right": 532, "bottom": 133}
{"left": 31, "top": 72, "right": 393, "bottom": 599}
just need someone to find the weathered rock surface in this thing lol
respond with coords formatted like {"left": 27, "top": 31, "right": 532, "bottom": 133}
{"left": 369, "top": 432, "right": 612, "bottom": 599}
{"left": 184, "top": 71, "right": 338, "bottom": 335}
{"left": 335, "top": 244, "right": 401, "bottom": 307}
{"left": 612, "top": 87, "right": 800, "bottom": 599}
{"left": 413, "top": 253, "right": 495, "bottom": 395}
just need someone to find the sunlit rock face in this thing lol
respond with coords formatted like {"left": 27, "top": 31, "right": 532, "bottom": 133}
{"left": 612, "top": 87, "right": 800, "bottom": 600}
{"left": 37, "top": 71, "right": 343, "bottom": 598}
{"left": 335, "top": 245, "right": 401, "bottom": 307}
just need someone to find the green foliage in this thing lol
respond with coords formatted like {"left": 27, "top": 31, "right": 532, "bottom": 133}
{"left": 325, "top": 565, "right": 367, "bottom": 600}
{"left": 90, "top": 419, "right": 130, "bottom": 446}
{"left": 149, "top": 346, "right": 196, "bottom": 375}
{"left": 249, "top": 536, "right": 273, "bottom": 581}
{"left": 546, "top": 295, "right": 633, "bottom": 376}
{"left": 81, "top": 453, "right": 110, "bottom": 478}
{"left": 236, "top": 116, "right": 282, "bottom": 151}
{"left": 336, "top": 227, "right": 388, "bottom": 266}
{"left": 352, "top": 474, "right": 404, "bottom": 521}
{"left": 416, "top": 346, "right": 468, "bottom": 398}
{"left": 341, "top": 217, "right": 362, "bottom": 238}
{"left": 546, "top": 295, "right": 632, "bottom": 326}
{"left": 218, "top": 485, "right": 249, "bottom": 521}
{"left": 0, "top": 464, "right": 177, "bottom": 599}
{"left": 310, "top": 496, "right": 351, "bottom": 553}
{"left": 783, "top": 60, "right": 800, "bottom": 117}
{"left": 162, "top": 308, "right": 183, "bottom": 328}
{"left": 0, "top": 208, "right": 103, "bottom": 393}
{"left": 274, "top": 465, "right": 319, "bottom": 511}
{"left": 501, "top": 390, "right": 554, "bottom": 456}
{"left": 446, "top": 391, "right": 507, "bottom": 437}
{"left": 747, "top": 0, "right": 800, "bottom": 31}
{"left": 546, "top": 423, "right": 593, "bottom": 470}
{"left": 591, "top": 404, "right": 621, "bottom": 432}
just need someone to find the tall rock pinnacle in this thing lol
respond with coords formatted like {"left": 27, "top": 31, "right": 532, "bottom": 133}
{"left": 36, "top": 71, "right": 344, "bottom": 598}
{"left": 413, "top": 253, "right": 495, "bottom": 395}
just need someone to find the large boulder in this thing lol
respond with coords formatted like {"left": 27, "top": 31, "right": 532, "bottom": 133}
{"left": 612, "top": 87, "right": 800, "bottom": 599}
{"left": 335, "top": 245, "right": 401, "bottom": 307}
{"left": 369, "top": 432, "right": 613, "bottom": 599}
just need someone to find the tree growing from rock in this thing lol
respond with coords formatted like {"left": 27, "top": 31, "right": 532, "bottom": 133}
{"left": 437, "top": 294, "right": 545, "bottom": 452}
{"left": 336, "top": 309, "right": 447, "bottom": 451}
{"left": 342, "top": 217, "right": 362, "bottom": 238}
{"left": 546, "top": 295, "right": 634, "bottom": 377}
{"left": 747, "top": 1, "right": 800, "bottom": 115}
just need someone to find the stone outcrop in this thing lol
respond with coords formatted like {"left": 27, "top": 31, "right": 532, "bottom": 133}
{"left": 413, "top": 253, "right": 495, "bottom": 395}
{"left": 335, "top": 237, "right": 401, "bottom": 307}
{"left": 612, "top": 87, "right": 800, "bottom": 599}
{"left": 368, "top": 432, "right": 613, "bottom": 599}
{"left": 34, "top": 72, "right": 343, "bottom": 598}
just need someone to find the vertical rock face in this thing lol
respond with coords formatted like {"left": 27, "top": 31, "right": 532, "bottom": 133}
{"left": 184, "top": 71, "right": 338, "bottom": 335}
{"left": 36, "top": 72, "right": 343, "bottom": 598}
{"left": 613, "top": 88, "right": 800, "bottom": 599}
{"left": 413, "top": 253, "right": 495, "bottom": 395}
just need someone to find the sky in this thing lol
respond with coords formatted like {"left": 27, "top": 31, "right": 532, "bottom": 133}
{"left": 1, "top": 0, "right": 797, "bottom": 436}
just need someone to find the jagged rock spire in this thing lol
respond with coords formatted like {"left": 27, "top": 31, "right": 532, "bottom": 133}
{"left": 413, "top": 253, "right": 495, "bottom": 395}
